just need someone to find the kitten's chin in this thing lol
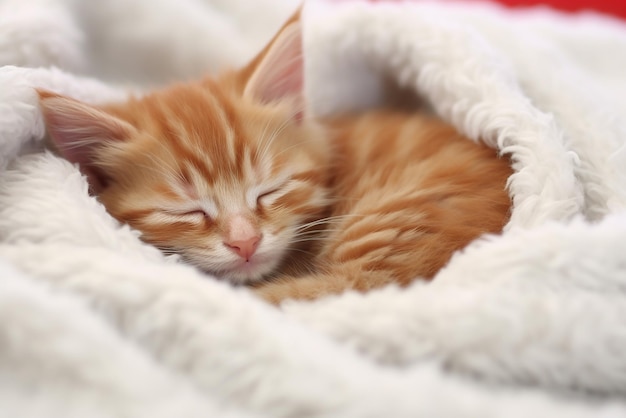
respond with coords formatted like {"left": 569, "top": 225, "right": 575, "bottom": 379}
{"left": 207, "top": 256, "right": 281, "bottom": 285}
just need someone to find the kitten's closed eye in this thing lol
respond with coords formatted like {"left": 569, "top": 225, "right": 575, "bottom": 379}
{"left": 250, "top": 178, "right": 291, "bottom": 208}
{"left": 257, "top": 188, "right": 280, "bottom": 204}
{"left": 180, "top": 210, "right": 208, "bottom": 218}
{"left": 257, "top": 181, "right": 292, "bottom": 206}
{"left": 162, "top": 209, "right": 208, "bottom": 221}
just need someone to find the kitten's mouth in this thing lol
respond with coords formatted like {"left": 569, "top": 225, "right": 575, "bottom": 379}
{"left": 235, "top": 257, "right": 262, "bottom": 273}
{"left": 202, "top": 253, "right": 279, "bottom": 285}
{"left": 229, "top": 255, "right": 278, "bottom": 283}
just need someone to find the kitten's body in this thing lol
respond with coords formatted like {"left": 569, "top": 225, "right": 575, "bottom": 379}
{"left": 256, "top": 112, "right": 511, "bottom": 302}
{"left": 38, "top": 13, "right": 511, "bottom": 303}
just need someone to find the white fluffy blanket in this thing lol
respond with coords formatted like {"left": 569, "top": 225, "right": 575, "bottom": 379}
{"left": 2, "top": 0, "right": 626, "bottom": 416}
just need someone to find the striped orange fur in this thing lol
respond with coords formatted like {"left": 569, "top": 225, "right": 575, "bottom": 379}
{"left": 255, "top": 112, "right": 511, "bottom": 302}
{"left": 38, "top": 12, "right": 512, "bottom": 302}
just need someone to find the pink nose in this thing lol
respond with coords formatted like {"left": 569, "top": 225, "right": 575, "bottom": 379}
{"left": 224, "top": 236, "right": 260, "bottom": 261}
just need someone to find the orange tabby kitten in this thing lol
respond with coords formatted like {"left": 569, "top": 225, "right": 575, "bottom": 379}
{"left": 37, "top": 12, "right": 511, "bottom": 303}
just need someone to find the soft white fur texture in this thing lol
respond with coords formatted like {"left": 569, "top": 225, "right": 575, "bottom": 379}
{"left": 1, "top": 0, "right": 626, "bottom": 416}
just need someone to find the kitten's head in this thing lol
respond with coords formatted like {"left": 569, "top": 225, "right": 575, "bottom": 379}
{"left": 37, "top": 15, "right": 332, "bottom": 284}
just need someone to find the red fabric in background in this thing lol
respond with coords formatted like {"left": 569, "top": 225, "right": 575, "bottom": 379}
{"left": 366, "top": 0, "right": 626, "bottom": 20}
{"left": 468, "top": 0, "right": 626, "bottom": 19}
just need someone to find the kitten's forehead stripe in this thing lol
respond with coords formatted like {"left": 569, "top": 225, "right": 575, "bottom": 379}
{"left": 167, "top": 123, "right": 215, "bottom": 183}
{"left": 177, "top": 144, "right": 214, "bottom": 185}
{"left": 205, "top": 80, "right": 245, "bottom": 170}
{"left": 135, "top": 94, "right": 215, "bottom": 188}
{"left": 144, "top": 80, "right": 283, "bottom": 196}
{"left": 197, "top": 82, "right": 237, "bottom": 164}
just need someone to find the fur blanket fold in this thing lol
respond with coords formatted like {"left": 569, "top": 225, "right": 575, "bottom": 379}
{"left": 1, "top": 0, "right": 626, "bottom": 416}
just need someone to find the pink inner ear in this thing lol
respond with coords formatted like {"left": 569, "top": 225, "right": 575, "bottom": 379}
{"left": 39, "top": 95, "right": 134, "bottom": 164}
{"left": 38, "top": 93, "right": 136, "bottom": 190}
{"left": 244, "top": 23, "right": 305, "bottom": 109}
{"left": 263, "top": 56, "right": 304, "bottom": 103}
{"left": 42, "top": 105, "right": 97, "bottom": 166}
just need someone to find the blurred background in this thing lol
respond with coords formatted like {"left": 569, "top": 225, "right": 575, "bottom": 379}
{"left": 0, "top": 0, "right": 623, "bottom": 88}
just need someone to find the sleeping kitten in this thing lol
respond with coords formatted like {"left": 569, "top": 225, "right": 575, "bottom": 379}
{"left": 37, "top": 12, "right": 512, "bottom": 303}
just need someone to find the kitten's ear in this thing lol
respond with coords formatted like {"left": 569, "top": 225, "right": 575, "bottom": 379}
{"left": 37, "top": 90, "right": 136, "bottom": 191}
{"left": 241, "top": 9, "right": 304, "bottom": 117}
